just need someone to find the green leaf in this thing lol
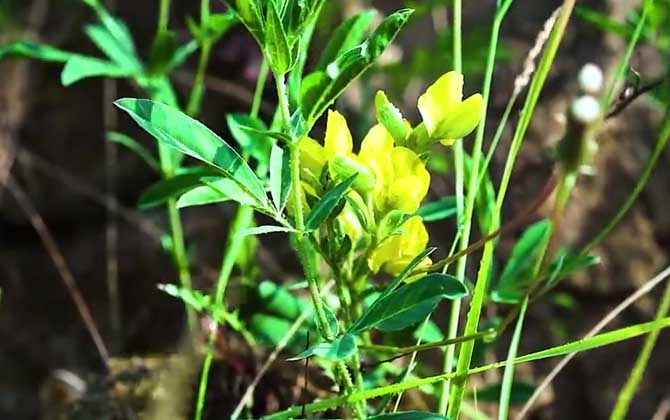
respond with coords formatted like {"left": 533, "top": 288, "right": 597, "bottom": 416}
{"left": 492, "top": 220, "right": 553, "bottom": 304}
{"left": 114, "top": 98, "right": 268, "bottom": 207}
{"left": 413, "top": 319, "right": 444, "bottom": 343}
{"left": 223, "top": 0, "right": 265, "bottom": 44}
{"left": 417, "top": 196, "right": 458, "bottom": 222}
{"left": 258, "top": 280, "right": 308, "bottom": 320}
{"left": 158, "top": 283, "right": 210, "bottom": 311}
{"left": 463, "top": 152, "right": 495, "bottom": 234}
{"left": 546, "top": 249, "right": 600, "bottom": 289}
{"left": 226, "top": 113, "right": 272, "bottom": 173}
{"left": 84, "top": 23, "right": 142, "bottom": 71}
{"left": 300, "top": 8, "right": 413, "bottom": 125}
{"left": 147, "top": 30, "right": 178, "bottom": 75}
{"left": 304, "top": 174, "right": 357, "bottom": 231}
{"left": 316, "top": 10, "right": 375, "bottom": 70}
{"left": 269, "top": 144, "right": 291, "bottom": 213}
{"left": 288, "top": 333, "right": 357, "bottom": 361}
{"left": 321, "top": 299, "right": 340, "bottom": 337}
{"left": 368, "top": 412, "right": 452, "bottom": 420}
{"left": 575, "top": 6, "right": 635, "bottom": 39}
{"left": 0, "top": 41, "right": 73, "bottom": 62}
{"left": 178, "top": 176, "right": 261, "bottom": 208}
{"left": 164, "top": 40, "right": 199, "bottom": 74}
{"left": 265, "top": 0, "right": 294, "bottom": 74}
{"left": 61, "top": 55, "right": 135, "bottom": 85}
{"left": 106, "top": 131, "right": 160, "bottom": 172}
{"left": 250, "top": 313, "right": 293, "bottom": 346}
{"left": 240, "top": 225, "right": 297, "bottom": 236}
{"left": 468, "top": 381, "right": 536, "bottom": 406}
{"left": 138, "top": 170, "right": 214, "bottom": 209}
{"left": 350, "top": 273, "right": 467, "bottom": 335}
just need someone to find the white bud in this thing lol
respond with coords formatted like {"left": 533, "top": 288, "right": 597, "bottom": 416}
{"left": 578, "top": 63, "right": 604, "bottom": 94}
{"left": 571, "top": 95, "right": 601, "bottom": 124}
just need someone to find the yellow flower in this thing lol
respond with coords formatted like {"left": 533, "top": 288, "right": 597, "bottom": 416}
{"left": 368, "top": 216, "right": 431, "bottom": 277}
{"left": 417, "top": 71, "right": 484, "bottom": 145}
{"left": 358, "top": 125, "right": 430, "bottom": 214}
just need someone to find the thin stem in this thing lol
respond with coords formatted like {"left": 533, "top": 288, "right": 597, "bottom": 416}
{"left": 167, "top": 197, "right": 196, "bottom": 329}
{"left": 193, "top": 205, "right": 254, "bottom": 420}
{"left": 439, "top": 1, "right": 513, "bottom": 412}
{"left": 498, "top": 297, "right": 529, "bottom": 420}
{"left": 250, "top": 59, "right": 270, "bottom": 119}
{"left": 157, "top": 0, "right": 170, "bottom": 34}
{"left": 440, "top": 0, "right": 464, "bottom": 412}
{"left": 447, "top": 2, "right": 575, "bottom": 417}
{"left": 610, "top": 279, "right": 670, "bottom": 420}
{"left": 279, "top": 70, "right": 363, "bottom": 417}
{"left": 186, "top": 0, "right": 212, "bottom": 116}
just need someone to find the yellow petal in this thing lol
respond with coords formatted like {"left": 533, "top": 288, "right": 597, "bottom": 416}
{"left": 400, "top": 216, "right": 429, "bottom": 255}
{"left": 432, "top": 93, "right": 484, "bottom": 140}
{"left": 418, "top": 71, "right": 464, "bottom": 137}
{"left": 368, "top": 235, "right": 401, "bottom": 273}
{"left": 324, "top": 110, "right": 353, "bottom": 158}
{"left": 299, "top": 136, "right": 326, "bottom": 180}
{"left": 386, "top": 147, "right": 430, "bottom": 213}
{"left": 337, "top": 203, "right": 363, "bottom": 243}
{"left": 358, "top": 124, "right": 394, "bottom": 210}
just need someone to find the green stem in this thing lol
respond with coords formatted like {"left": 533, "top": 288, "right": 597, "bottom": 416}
{"left": 193, "top": 205, "right": 254, "bottom": 420}
{"left": 251, "top": 60, "right": 270, "bottom": 119}
{"left": 360, "top": 329, "right": 496, "bottom": 356}
{"left": 186, "top": 0, "right": 212, "bottom": 116}
{"left": 439, "top": 1, "right": 513, "bottom": 413}
{"left": 609, "top": 278, "right": 670, "bottom": 420}
{"left": 157, "top": 0, "right": 171, "bottom": 34}
{"left": 497, "top": 297, "right": 528, "bottom": 420}
{"left": 441, "top": 0, "right": 464, "bottom": 412}
{"left": 279, "top": 71, "right": 364, "bottom": 417}
{"left": 446, "top": 2, "right": 575, "bottom": 417}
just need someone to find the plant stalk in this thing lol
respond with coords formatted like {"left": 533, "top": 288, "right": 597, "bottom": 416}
{"left": 446, "top": 2, "right": 575, "bottom": 417}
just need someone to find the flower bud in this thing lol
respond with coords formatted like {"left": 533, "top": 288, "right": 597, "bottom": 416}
{"left": 328, "top": 155, "right": 376, "bottom": 195}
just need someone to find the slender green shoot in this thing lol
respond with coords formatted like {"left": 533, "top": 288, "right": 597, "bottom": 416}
{"left": 609, "top": 279, "right": 670, "bottom": 420}
{"left": 447, "top": 2, "right": 575, "bottom": 417}
{"left": 439, "top": 1, "right": 513, "bottom": 413}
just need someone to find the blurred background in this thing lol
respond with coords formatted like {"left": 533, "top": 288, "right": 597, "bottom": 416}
{"left": 1, "top": 0, "right": 669, "bottom": 419}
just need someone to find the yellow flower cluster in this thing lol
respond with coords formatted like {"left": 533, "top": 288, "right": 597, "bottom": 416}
{"left": 298, "top": 71, "right": 483, "bottom": 278}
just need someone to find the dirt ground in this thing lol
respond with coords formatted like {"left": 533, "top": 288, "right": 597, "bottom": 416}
{"left": 1, "top": 0, "right": 669, "bottom": 419}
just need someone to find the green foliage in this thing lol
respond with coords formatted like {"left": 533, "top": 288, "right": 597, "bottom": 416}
{"left": 417, "top": 196, "right": 458, "bottom": 222}
{"left": 269, "top": 144, "right": 292, "bottom": 213}
{"left": 304, "top": 175, "right": 357, "bottom": 231}
{"left": 350, "top": 274, "right": 467, "bottom": 335}
{"left": 492, "top": 220, "right": 553, "bottom": 304}
{"left": 301, "top": 9, "right": 414, "bottom": 126}
{"left": 368, "top": 412, "right": 452, "bottom": 420}
{"left": 115, "top": 99, "right": 269, "bottom": 209}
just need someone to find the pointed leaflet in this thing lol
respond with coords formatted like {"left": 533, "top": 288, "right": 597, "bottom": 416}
{"left": 269, "top": 144, "right": 291, "bottom": 213}
{"left": 106, "top": 131, "right": 160, "bottom": 172}
{"left": 138, "top": 169, "right": 215, "bottom": 209}
{"left": 0, "top": 41, "right": 73, "bottom": 62}
{"left": 114, "top": 99, "right": 268, "bottom": 208}
{"left": 61, "top": 55, "right": 136, "bottom": 85}
{"left": 301, "top": 8, "right": 413, "bottom": 125}
{"left": 315, "top": 10, "right": 375, "bottom": 70}
{"left": 239, "top": 225, "right": 298, "bottom": 237}
{"left": 222, "top": 0, "right": 265, "bottom": 44}
{"left": 349, "top": 273, "right": 467, "bottom": 335}
{"left": 417, "top": 196, "right": 458, "bottom": 222}
{"left": 304, "top": 174, "right": 357, "bottom": 232}
{"left": 265, "top": 0, "right": 293, "bottom": 74}
{"left": 288, "top": 333, "right": 357, "bottom": 361}
{"left": 492, "top": 219, "right": 553, "bottom": 304}
{"left": 177, "top": 177, "right": 260, "bottom": 209}
{"left": 84, "top": 23, "right": 142, "bottom": 71}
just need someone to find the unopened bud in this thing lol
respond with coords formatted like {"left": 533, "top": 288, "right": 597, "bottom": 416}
{"left": 328, "top": 155, "right": 376, "bottom": 195}
{"left": 578, "top": 63, "right": 604, "bottom": 94}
